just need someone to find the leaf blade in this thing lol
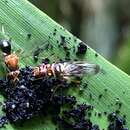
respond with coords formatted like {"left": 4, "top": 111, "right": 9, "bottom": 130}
{"left": 0, "top": 0, "right": 130, "bottom": 130}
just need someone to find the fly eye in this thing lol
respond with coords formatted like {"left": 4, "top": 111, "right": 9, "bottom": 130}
{"left": 0, "top": 40, "right": 11, "bottom": 55}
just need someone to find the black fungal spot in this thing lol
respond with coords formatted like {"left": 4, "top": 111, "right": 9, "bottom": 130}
{"left": 58, "top": 44, "right": 60, "bottom": 48}
{"left": 95, "top": 53, "right": 98, "bottom": 57}
{"left": 98, "top": 94, "right": 103, "bottom": 99}
{"left": 27, "top": 33, "right": 32, "bottom": 39}
{"left": 89, "top": 93, "right": 92, "bottom": 99}
{"left": 60, "top": 35, "right": 66, "bottom": 45}
{"left": 104, "top": 88, "right": 108, "bottom": 92}
{"left": 64, "top": 50, "right": 71, "bottom": 60}
{"left": 104, "top": 111, "right": 107, "bottom": 115}
{"left": 53, "top": 32, "right": 56, "bottom": 36}
{"left": 59, "top": 35, "right": 70, "bottom": 51}
{"left": 115, "top": 110, "right": 120, "bottom": 114}
{"left": 68, "top": 37, "right": 71, "bottom": 40}
{"left": 74, "top": 59, "right": 78, "bottom": 61}
{"left": 95, "top": 112, "right": 97, "bottom": 116}
{"left": 65, "top": 51, "right": 70, "bottom": 58}
{"left": 45, "top": 43, "right": 50, "bottom": 50}
{"left": 116, "top": 101, "right": 122, "bottom": 109}
{"left": 73, "top": 46, "right": 76, "bottom": 53}
{"left": 74, "top": 39, "right": 77, "bottom": 43}
{"left": 123, "top": 115, "right": 126, "bottom": 119}
{"left": 63, "top": 45, "right": 69, "bottom": 51}
{"left": 54, "top": 29, "right": 57, "bottom": 32}
{"left": 76, "top": 42, "right": 87, "bottom": 55}
{"left": 98, "top": 113, "right": 102, "bottom": 117}
{"left": 57, "top": 40, "right": 59, "bottom": 43}
{"left": 88, "top": 112, "right": 92, "bottom": 117}
{"left": 42, "top": 58, "right": 50, "bottom": 64}
{"left": 82, "top": 82, "right": 88, "bottom": 89}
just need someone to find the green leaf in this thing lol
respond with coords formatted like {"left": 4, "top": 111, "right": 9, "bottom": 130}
{"left": 0, "top": 0, "right": 130, "bottom": 130}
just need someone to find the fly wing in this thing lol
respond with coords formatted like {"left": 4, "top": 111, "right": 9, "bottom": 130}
{"left": 63, "top": 61, "right": 100, "bottom": 77}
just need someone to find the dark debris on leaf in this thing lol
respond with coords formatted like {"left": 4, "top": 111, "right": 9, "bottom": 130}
{"left": 107, "top": 112, "right": 128, "bottom": 130}
{"left": 76, "top": 42, "right": 87, "bottom": 55}
{"left": 0, "top": 66, "right": 98, "bottom": 130}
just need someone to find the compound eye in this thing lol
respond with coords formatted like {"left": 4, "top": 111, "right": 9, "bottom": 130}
{"left": 0, "top": 40, "right": 11, "bottom": 55}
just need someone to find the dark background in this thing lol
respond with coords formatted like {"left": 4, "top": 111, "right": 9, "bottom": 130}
{"left": 29, "top": 0, "right": 130, "bottom": 74}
